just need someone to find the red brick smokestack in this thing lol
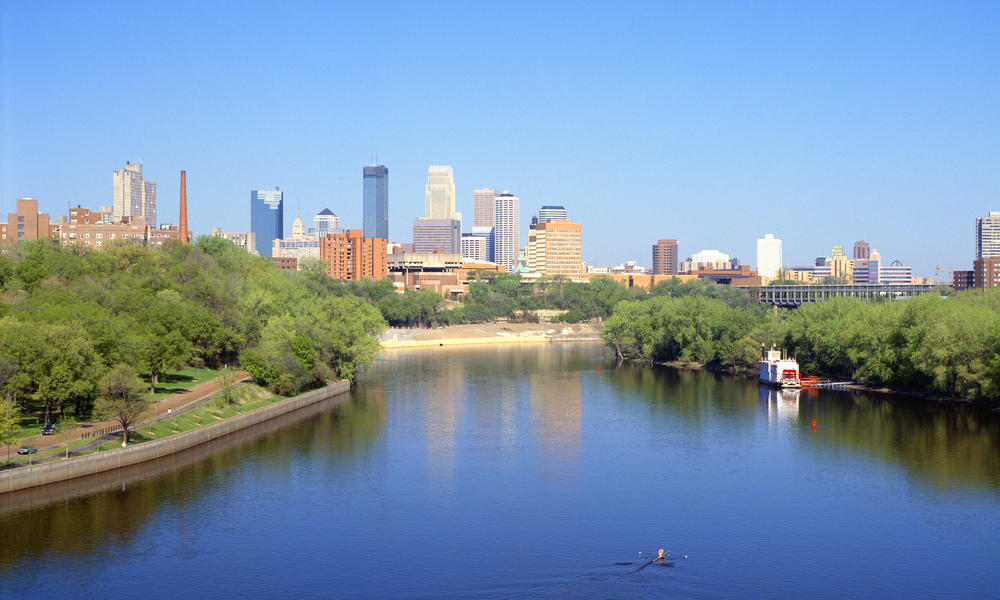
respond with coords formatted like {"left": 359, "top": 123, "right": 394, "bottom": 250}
{"left": 179, "top": 171, "right": 189, "bottom": 244}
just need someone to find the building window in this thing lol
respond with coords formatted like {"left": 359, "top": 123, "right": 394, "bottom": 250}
{"left": 17, "top": 216, "right": 24, "bottom": 222}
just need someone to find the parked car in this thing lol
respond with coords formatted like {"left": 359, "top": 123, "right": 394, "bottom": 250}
{"left": 42, "top": 424, "right": 58, "bottom": 435}
{"left": 17, "top": 446, "right": 37, "bottom": 455}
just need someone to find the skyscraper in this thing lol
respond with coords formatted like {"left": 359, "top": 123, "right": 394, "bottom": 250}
{"left": 854, "top": 240, "right": 870, "bottom": 260}
{"left": 538, "top": 205, "right": 567, "bottom": 224}
{"left": 527, "top": 219, "right": 582, "bottom": 276}
{"left": 312, "top": 208, "right": 341, "bottom": 236}
{"left": 113, "top": 162, "right": 157, "bottom": 227}
{"left": 250, "top": 190, "right": 283, "bottom": 257}
{"left": 756, "top": 234, "right": 782, "bottom": 279}
{"left": 425, "top": 166, "right": 456, "bottom": 220}
{"left": 977, "top": 212, "right": 1000, "bottom": 258}
{"left": 473, "top": 188, "right": 498, "bottom": 228}
{"left": 652, "top": 239, "right": 678, "bottom": 275}
{"left": 494, "top": 191, "right": 519, "bottom": 270}
{"left": 363, "top": 164, "right": 389, "bottom": 240}
{"left": 413, "top": 218, "right": 461, "bottom": 253}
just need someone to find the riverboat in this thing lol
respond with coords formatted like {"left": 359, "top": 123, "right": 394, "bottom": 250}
{"left": 758, "top": 345, "right": 801, "bottom": 388}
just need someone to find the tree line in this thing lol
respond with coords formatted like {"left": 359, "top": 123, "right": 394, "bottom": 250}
{"left": 0, "top": 237, "right": 385, "bottom": 433}
{"left": 602, "top": 282, "right": 1000, "bottom": 403}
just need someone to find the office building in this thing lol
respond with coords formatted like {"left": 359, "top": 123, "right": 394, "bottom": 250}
{"left": 273, "top": 213, "right": 320, "bottom": 264}
{"left": 854, "top": 240, "right": 870, "bottom": 260}
{"left": 1, "top": 199, "right": 54, "bottom": 243}
{"left": 250, "top": 190, "right": 283, "bottom": 257}
{"left": 679, "top": 250, "right": 735, "bottom": 272}
{"left": 538, "top": 205, "right": 567, "bottom": 224}
{"left": 756, "top": 234, "right": 782, "bottom": 279}
{"left": 473, "top": 188, "right": 498, "bottom": 228}
{"left": 494, "top": 191, "right": 519, "bottom": 270}
{"left": 113, "top": 162, "right": 157, "bottom": 228}
{"left": 413, "top": 218, "right": 462, "bottom": 254}
{"left": 526, "top": 219, "right": 582, "bottom": 276}
{"left": 461, "top": 234, "right": 487, "bottom": 262}
{"left": 977, "top": 212, "right": 1000, "bottom": 258}
{"left": 311, "top": 208, "right": 342, "bottom": 236}
{"left": 880, "top": 264, "right": 913, "bottom": 284}
{"left": 320, "top": 229, "right": 387, "bottom": 281}
{"left": 651, "top": 239, "right": 678, "bottom": 276}
{"left": 462, "top": 226, "right": 495, "bottom": 262}
{"left": 425, "top": 166, "right": 457, "bottom": 219}
{"left": 212, "top": 228, "right": 257, "bottom": 255}
{"left": 363, "top": 164, "right": 389, "bottom": 240}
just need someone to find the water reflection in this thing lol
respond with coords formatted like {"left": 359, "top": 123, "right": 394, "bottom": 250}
{"left": 2, "top": 344, "right": 999, "bottom": 600}
{"left": 759, "top": 386, "right": 801, "bottom": 431}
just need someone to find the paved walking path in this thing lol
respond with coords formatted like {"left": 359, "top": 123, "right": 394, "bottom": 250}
{"left": 23, "top": 372, "right": 251, "bottom": 454}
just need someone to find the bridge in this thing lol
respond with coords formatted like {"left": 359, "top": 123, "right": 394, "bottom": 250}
{"left": 735, "top": 283, "right": 950, "bottom": 307}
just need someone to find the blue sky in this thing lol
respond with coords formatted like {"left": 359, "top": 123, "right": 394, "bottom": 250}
{"left": 2, "top": 1, "right": 997, "bottom": 278}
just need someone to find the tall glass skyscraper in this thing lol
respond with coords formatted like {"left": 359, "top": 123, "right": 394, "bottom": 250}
{"left": 250, "top": 190, "right": 283, "bottom": 257}
{"left": 363, "top": 164, "right": 389, "bottom": 240}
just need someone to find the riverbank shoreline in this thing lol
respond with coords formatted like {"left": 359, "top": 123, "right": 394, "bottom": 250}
{"left": 652, "top": 359, "right": 989, "bottom": 406}
{"left": 380, "top": 322, "right": 604, "bottom": 349}
{"left": 0, "top": 380, "right": 351, "bottom": 496}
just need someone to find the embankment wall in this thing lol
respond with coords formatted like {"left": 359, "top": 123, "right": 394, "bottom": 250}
{"left": 0, "top": 381, "right": 351, "bottom": 495}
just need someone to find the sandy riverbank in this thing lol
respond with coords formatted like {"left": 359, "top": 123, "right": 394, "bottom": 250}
{"left": 380, "top": 322, "right": 604, "bottom": 349}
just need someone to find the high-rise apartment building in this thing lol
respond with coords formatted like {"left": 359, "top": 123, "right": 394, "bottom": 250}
{"left": 363, "top": 164, "right": 389, "bottom": 240}
{"left": 652, "top": 239, "right": 678, "bottom": 275}
{"left": 425, "top": 166, "right": 457, "bottom": 220}
{"left": 250, "top": 190, "right": 283, "bottom": 257}
{"left": 526, "top": 219, "right": 582, "bottom": 276}
{"left": 113, "top": 162, "right": 157, "bottom": 228}
{"left": 538, "top": 205, "right": 567, "bottom": 224}
{"left": 473, "top": 188, "right": 498, "bottom": 228}
{"left": 977, "top": 212, "right": 1000, "bottom": 258}
{"left": 311, "top": 209, "right": 342, "bottom": 236}
{"left": 494, "top": 192, "right": 519, "bottom": 270}
{"left": 320, "top": 229, "right": 387, "bottom": 281}
{"left": 756, "top": 234, "right": 782, "bottom": 279}
{"left": 854, "top": 240, "right": 870, "bottom": 260}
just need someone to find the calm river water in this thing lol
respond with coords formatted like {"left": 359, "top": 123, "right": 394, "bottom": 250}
{"left": 2, "top": 343, "right": 999, "bottom": 599}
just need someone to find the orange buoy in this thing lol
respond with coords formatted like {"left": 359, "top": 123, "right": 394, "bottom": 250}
{"left": 812, "top": 419, "right": 817, "bottom": 429}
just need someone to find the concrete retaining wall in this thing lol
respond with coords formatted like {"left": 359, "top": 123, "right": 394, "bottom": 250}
{"left": 0, "top": 380, "right": 351, "bottom": 495}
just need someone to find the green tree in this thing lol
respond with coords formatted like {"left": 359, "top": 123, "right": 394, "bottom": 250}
{"left": 94, "top": 364, "right": 151, "bottom": 446}
{"left": 0, "top": 402, "right": 21, "bottom": 462}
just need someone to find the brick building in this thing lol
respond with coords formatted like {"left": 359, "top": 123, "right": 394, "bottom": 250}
{"left": 319, "top": 230, "right": 387, "bottom": 281}
{"left": 1, "top": 199, "right": 55, "bottom": 243}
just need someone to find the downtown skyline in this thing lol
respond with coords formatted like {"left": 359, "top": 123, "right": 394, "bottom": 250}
{"left": 2, "top": 1, "right": 997, "bottom": 277}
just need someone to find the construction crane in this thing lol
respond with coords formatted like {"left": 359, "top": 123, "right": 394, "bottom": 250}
{"left": 935, "top": 264, "right": 953, "bottom": 285}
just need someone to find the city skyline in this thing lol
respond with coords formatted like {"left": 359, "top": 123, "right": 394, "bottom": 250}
{"left": 2, "top": 2, "right": 997, "bottom": 277}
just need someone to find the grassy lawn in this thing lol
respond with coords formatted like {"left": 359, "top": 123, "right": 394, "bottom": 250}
{"left": 11, "top": 367, "right": 222, "bottom": 439}
{"left": 74, "top": 385, "right": 284, "bottom": 455}
{"left": 1, "top": 382, "right": 298, "bottom": 466}
{"left": 142, "top": 367, "right": 222, "bottom": 401}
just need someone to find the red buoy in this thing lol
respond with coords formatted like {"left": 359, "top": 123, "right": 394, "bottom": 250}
{"left": 812, "top": 419, "right": 817, "bottom": 429}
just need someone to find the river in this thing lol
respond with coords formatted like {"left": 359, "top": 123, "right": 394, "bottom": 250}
{"left": 2, "top": 343, "right": 998, "bottom": 599}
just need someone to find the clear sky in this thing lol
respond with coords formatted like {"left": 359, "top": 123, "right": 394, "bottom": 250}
{"left": 2, "top": 1, "right": 997, "bottom": 278}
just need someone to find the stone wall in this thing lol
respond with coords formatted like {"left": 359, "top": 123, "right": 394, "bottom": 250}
{"left": 0, "top": 381, "right": 351, "bottom": 495}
